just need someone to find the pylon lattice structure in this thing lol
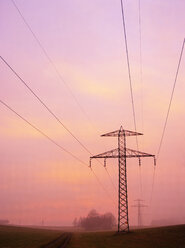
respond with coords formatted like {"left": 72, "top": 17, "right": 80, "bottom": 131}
{"left": 131, "top": 199, "right": 148, "bottom": 228}
{"left": 90, "top": 126, "right": 156, "bottom": 232}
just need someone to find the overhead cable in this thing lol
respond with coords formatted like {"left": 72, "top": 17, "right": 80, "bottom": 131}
{"left": 120, "top": 0, "right": 138, "bottom": 148}
{"left": 0, "top": 56, "right": 96, "bottom": 157}
{"left": 0, "top": 99, "right": 87, "bottom": 166}
{"left": 0, "top": 98, "right": 115, "bottom": 205}
{"left": 10, "top": 0, "right": 118, "bottom": 191}
{"left": 138, "top": 0, "right": 143, "bottom": 198}
{"left": 157, "top": 38, "right": 185, "bottom": 159}
{"left": 10, "top": 0, "right": 90, "bottom": 123}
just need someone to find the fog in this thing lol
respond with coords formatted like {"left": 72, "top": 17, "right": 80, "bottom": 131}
{"left": 0, "top": 0, "right": 185, "bottom": 228}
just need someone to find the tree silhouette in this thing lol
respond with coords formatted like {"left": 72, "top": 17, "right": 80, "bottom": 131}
{"left": 75, "top": 209, "right": 116, "bottom": 231}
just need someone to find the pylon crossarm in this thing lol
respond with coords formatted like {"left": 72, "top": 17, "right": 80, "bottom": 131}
{"left": 126, "top": 148, "right": 155, "bottom": 158}
{"left": 101, "top": 127, "right": 143, "bottom": 137}
{"left": 90, "top": 148, "right": 155, "bottom": 160}
{"left": 90, "top": 148, "right": 118, "bottom": 159}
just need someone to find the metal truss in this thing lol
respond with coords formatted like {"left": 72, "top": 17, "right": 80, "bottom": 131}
{"left": 131, "top": 199, "right": 148, "bottom": 227}
{"left": 90, "top": 148, "right": 155, "bottom": 160}
{"left": 90, "top": 126, "right": 156, "bottom": 233}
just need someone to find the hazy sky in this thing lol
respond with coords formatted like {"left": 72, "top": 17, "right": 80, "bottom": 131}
{"left": 0, "top": 0, "right": 185, "bottom": 226}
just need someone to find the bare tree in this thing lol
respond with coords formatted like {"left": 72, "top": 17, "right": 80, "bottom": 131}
{"left": 77, "top": 209, "right": 116, "bottom": 231}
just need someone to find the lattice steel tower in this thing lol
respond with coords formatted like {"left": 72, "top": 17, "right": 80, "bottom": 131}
{"left": 90, "top": 126, "right": 156, "bottom": 232}
{"left": 131, "top": 199, "right": 148, "bottom": 228}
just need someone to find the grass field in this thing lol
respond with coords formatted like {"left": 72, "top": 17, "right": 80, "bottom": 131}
{"left": 68, "top": 225, "right": 185, "bottom": 248}
{"left": 0, "top": 224, "right": 185, "bottom": 248}
{"left": 0, "top": 225, "right": 62, "bottom": 248}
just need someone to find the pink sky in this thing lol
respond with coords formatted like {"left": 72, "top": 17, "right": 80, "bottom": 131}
{"left": 0, "top": 0, "right": 185, "bottom": 226}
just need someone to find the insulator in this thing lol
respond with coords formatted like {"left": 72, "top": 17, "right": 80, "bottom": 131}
{"left": 89, "top": 158, "right": 92, "bottom": 168}
{"left": 139, "top": 158, "right": 141, "bottom": 166}
{"left": 104, "top": 158, "right": 106, "bottom": 168}
{"left": 154, "top": 157, "right": 156, "bottom": 166}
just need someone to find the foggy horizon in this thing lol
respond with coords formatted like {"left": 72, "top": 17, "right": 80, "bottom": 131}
{"left": 0, "top": 0, "right": 185, "bottom": 229}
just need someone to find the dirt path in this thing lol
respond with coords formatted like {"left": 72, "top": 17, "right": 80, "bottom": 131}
{"left": 41, "top": 232, "right": 72, "bottom": 248}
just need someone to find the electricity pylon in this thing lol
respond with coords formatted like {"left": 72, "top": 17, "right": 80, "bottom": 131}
{"left": 131, "top": 199, "right": 148, "bottom": 228}
{"left": 90, "top": 126, "right": 156, "bottom": 232}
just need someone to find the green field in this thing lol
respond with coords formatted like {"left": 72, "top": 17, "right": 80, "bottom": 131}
{"left": 0, "top": 224, "right": 185, "bottom": 248}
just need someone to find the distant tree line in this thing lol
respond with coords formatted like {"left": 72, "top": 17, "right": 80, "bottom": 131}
{"left": 73, "top": 209, "right": 116, "bottom": 231}
{"left": 0, "top": 219, "right": 9, "bottom": 225}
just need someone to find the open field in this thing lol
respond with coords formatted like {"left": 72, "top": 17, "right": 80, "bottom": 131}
{"left": 0, "top": 224, "right": 185, "bottom": 248}
{"left": 0, "top": 225, "right": 64, "bottom": 248}
{"left": 68, "top": 225, "right": 185, "bottom": 248}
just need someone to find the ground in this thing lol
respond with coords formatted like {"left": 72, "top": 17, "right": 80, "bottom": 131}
{"left": 0, "top": 225, "right": 62, "bottom": 248}
{"left": 0, "top": 224, "right": 185, "bottom": 248}
{"left": 68, "top": 225, "right": 185, "bottom": 248}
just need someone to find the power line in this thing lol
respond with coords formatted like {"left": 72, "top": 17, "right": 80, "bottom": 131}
{"left": 157, "top": 38, "right": 185, "bottom": 159}
{"left": 10, "top": 0, "right": 91, "bottom": 124}
{"left": 149, "top": 166, "right": 156, "bottom": 205}
{"left": 0, "top": 99, "right": 87, "bottom": 166}
{"left": 10, "top": 0, "right": 118, "bottom": 191}
{"left": 0, "top": 98, "right": 115, "bottom": 205}
{"left": 9, "top": 0, "right": 118, "bottom": 195}
{"left": 105, "top": 168, "right": 117, "bottom": 191}
{"left": 138, "top": 0, "right": 144, "bottom": 135}
{"left": 91, "top": 170, "right": 116, "bottom": 206}
{"left": 0, "top": 56, "right": 97, "bottom": 157}
{"left": 139, "top": 167, "right": 143, "bottom": 197}
{"left": 120, "top": 0, "right": 138, "bottom": 149}
{"left": 150, "top": 38, "right": 185, "bottom": 206}
{"left": 0, "top": 55, "right": 117, "bottom": 191}
{"left": 120, "top": 0, "right": 143, "bottom": 200}
{"left": 138, "top": 0, "right": 143, "bottom": 199}
{"left": 0, "top": 56, "right": 92, "bottom": 155}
